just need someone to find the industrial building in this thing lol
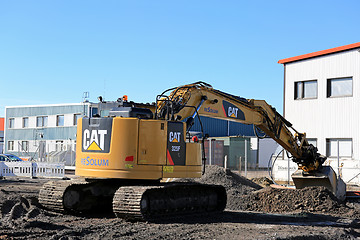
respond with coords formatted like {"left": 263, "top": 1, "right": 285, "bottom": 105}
{"left": 277, "top": 42, "right": 360, "bottom": 184}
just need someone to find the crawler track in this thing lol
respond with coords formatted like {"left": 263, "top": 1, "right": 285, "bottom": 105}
{"left": 39, "top": 181, "right": 227, "bottom": 220}
{"left": 113, "top": 184, "right": 227, "bottom": 221}
{"left": 38, "top": 179, "right": 89, "bottom": 213}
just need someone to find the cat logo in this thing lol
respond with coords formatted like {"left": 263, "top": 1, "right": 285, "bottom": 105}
{"left": 222, "top": 100, "right": 245, "bottom": 120}
{"left": 169, "top": 132, "right": 181, "bottom": 143}
{"left": 83, "top": 129, "right": 107, "bottom": 151}
{"left": 228, "top": 107, "right": 239, "bottom": 118}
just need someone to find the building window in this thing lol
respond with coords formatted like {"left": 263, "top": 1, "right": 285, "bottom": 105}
{"left": 294, "top": 80, "right": 317, "bottom": 99}
{"left": 37, "top": 116, "right": 48, "bottom": 127}
{"left": 307, "top": 138, "right": 317, "bottom": 147}
{"left": 21, "top": 141, "right": 29, "bottom": 152}
{"left": 23, "top": 117, "right": 29, "bottom": 128}
{"left": 56, "top": 140, "right": 64, "bottom": 151}
{"left": 326, "top": 138, "right": 352, "bottom": 158}
{"left": 9, "top": 118, "right": 15, "bottom": 129}
{"left": 8, "top": 141, "right": 14, "bottom": 151}
{"left": 73, "top": 114, "right": 82, "bottom": 125}
{"left": 57, "top": 115, "right": 64, "bottom": 126}
{"left": 327, "top": 77, "right": 352, "bottom": 98}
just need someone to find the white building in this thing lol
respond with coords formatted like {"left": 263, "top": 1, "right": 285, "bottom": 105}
{"left": 278, "top": 42, "right": 360, "bottom": 184}
{"left": 4, "top": 102, "right": 98, "bottom": 163}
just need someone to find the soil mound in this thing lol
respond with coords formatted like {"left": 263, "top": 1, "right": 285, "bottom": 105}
{"left": 183, "top": 166, "right": 360, "bottom": 218}
{"left": 251, "top": 177, "right": 273, "bottom": 187}
{"left": 230, "top": 186, "right": 360, "bottom": 218}
{"left": 232, "top": 186, "right": 340, "bottom": 211}
{"left": 183, "top": 165, "right": 262, "bottom": 209}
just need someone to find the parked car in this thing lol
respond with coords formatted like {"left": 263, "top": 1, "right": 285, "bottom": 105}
{"left": 0, "top": 154, "right": 24, "bottom": 162}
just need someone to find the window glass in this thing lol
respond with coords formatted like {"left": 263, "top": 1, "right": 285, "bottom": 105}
{"left": 22, "top": 141, "right": 29, "bottom": 152}
{"left": 44, "top": 116, "right": 48, "bottom": 127}
{"left": 326, "top": 139, "right": 352, "bottom": 157}
{"left": 8, "top": 141, "right": 14, "bottom": 151}
{"left": 57, "top": 115, "right": 64, "bottom": 126}
{"left": 294, "top": 80, "right": 317, "bottom": 99}
{"left": 303, "top": 81, "right": 317, "bottom": 98}
{"left": 9, "top": 118, "right": 14, "bottom": 128}
{"left": 73, "top": 114, "right": 82, "bottom": 125}
{"left": 23, "top": 117, "right": 29, "bottom": 128}
{"left": 295, "top": 82, "right": 303, "bottom": 99}
{"left": 56, "top": 140, "right": 64, "bottom": 151}
{"left": 327, "top": 77, "right": 352, "bottom": 97}
{"left": 91, "top": 107, "right": 98, "bottom": 117}
{"left": 307, "top": 138, "right": 317, "bottom": 147}
{"left": 37, "top": 116, "right": 48, "bottom": 127}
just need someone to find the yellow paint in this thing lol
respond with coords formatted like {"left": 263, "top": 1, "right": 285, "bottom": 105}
{"left": 138, "top": 120, "right": 167, "bottom": 165}
{"left": 87, "top": 141, "right": 101, "bottom": 151}
{"left": 76, "top": 117, "right": 202, "bottom": 180}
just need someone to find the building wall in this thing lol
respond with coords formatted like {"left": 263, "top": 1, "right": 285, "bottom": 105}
{"left": 284, "top": 48, "right": 360, "bottom": 160}
{"left": 4, "top": 103, "right": 92, "bottom": 158}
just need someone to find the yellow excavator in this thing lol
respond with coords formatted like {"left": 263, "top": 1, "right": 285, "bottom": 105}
{"left": 39, "top": 82, "right": 345, "bottom": 220}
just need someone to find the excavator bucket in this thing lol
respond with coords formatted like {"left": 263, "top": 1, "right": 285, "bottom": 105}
{"left": 291, "top": 166, "right": 346, "bottom": 201}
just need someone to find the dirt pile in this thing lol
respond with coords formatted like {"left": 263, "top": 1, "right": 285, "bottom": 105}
{"left": 251, "top": 177, "right": 273, "bottom": 187}
{"left": 0, "top": 196, "right": 42, "bottom": 228}
{"left": 189, "top": 166, "right": 360, "bottom": 218}
{"left": 184, "top": 165, "right": 262, "bottom": 209}
{"left": 233, "top": 186, "right": 341, "bottom": 212}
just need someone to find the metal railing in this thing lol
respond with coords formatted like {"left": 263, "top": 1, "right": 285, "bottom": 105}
{"left": 0, "top": 161, "right": 65, "bottom": 178}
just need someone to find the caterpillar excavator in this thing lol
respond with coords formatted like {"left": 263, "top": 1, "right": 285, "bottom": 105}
{"left": 39, "top": 82, "right": 345, "bottom": 220}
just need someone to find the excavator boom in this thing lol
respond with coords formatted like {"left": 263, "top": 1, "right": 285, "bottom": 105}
{"left": 155, "top": 82, "right": 344, "bottom": 199}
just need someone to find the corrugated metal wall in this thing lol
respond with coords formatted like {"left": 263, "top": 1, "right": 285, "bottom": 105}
{"left": 6, "top": 104, "right": 88, "bottom": 117}
{"left": 190, "top": 115, "right": 255, "bottom": 137}
{"left": 284, "top": 48, "right": 360, "bottom": 159}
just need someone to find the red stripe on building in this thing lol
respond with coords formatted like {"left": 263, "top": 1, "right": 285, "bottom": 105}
{"left": 0, "top": 118, "right": 4, "bottom": 131}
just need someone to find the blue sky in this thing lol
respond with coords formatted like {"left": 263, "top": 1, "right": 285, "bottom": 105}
{"left": 1, "top": 0, "right": 359, "bottom": 117}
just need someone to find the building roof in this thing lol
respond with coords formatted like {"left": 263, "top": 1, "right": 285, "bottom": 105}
{"left": 0, "top": 118, "right": 4, "bottom": 131}
{"left": 5, "top": 102, "right": 92, "bottom": 109}
{"left": 278, "top": 42, "right": 360, "bottom": 64}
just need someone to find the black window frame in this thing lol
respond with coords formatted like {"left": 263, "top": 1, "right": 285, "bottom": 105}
{"left": 294, "top": 80, "right": 318, "bottom": 100}
{"left": 327, "top": 77, "right": 353, "bottom": 98}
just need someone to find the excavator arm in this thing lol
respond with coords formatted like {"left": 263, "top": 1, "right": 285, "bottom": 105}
{"left": 155, "top": 82, "right": 326, "bottom": 173}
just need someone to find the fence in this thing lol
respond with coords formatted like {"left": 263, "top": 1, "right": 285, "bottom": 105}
{"left": 0, "top": 161, "right": 65, "bottom": 178}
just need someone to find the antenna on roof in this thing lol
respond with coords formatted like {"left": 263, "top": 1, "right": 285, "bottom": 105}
{"left": 83, "top": 92, "right": 89, "bottom": 102}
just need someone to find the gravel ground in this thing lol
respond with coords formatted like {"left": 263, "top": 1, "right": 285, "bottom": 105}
{"left": 0, "top": 166, "right": 360, "bottom": 240}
